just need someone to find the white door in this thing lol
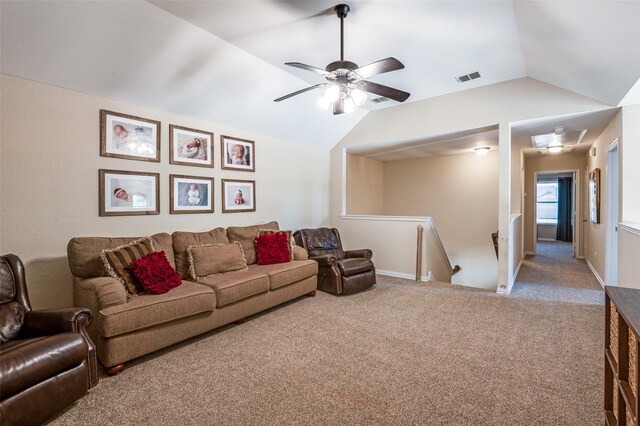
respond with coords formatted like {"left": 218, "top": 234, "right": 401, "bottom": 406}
{"left": 605, "top": 141, "right": 619, "bottom": 285}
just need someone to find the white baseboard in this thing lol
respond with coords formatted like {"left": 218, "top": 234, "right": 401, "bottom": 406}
{"left": 377, "top": 269, "right": 432, "bottom": 282}
{"left": 524, "top": 251, "right": 535, "bottom": 256}
{"left": 585, "top": 259, "right": 605, "bottom": 289}
{"left": 537, "top": 238, "right": 557, "bottom": 242}
{"left": 509, "top": 259, "right": 523, "bottom": 287}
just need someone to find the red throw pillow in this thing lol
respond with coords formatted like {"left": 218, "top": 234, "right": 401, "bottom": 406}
{"left": 255, "top": 233, "right": 291, "bottom": 265}
{"left": 129, "top": 251, "right": 182, "bottom": 295}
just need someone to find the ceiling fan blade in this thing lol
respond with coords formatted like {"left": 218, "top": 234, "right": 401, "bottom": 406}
{"left": 274, "top": 83, "right": 327, "bottom": 102}
{"left": 360, "top": 80, "right": 410, "bottom": 103}
{"left": 353, "top": 57, "right": 405, "bottom": 78}
{"left": 285, "top": 62, "right": 330, "bottom": 75}
{"left": 333, "top": 99, "right": 345, "bottom": 115}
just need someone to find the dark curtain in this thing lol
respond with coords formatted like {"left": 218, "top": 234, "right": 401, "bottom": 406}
{"left": 556, "top": 177, "right": 573, "bottom": 241}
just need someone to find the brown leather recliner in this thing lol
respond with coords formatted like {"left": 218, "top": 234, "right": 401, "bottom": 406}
{"left": 0, "top": 254, "right": 98, "bottom": 426}
{"left": 294, "top": 228, "right": 376, "bottom": 295}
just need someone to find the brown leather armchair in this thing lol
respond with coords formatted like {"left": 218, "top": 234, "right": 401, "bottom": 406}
{"left": 0, "top": 254, "right": 98, "bottom": 426}
{"left": 294, "top": 228, "right": 376, "bottom": 295}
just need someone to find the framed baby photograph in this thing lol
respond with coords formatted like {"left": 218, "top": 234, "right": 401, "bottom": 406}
{"left": 221, "top": 135, "right": 255, "bottom": 172}
{"left": 169, "top": 125, "right": 214, "bottom": 168}
{"left": 221, "top": 179, "right": 255, "bottom": 213}
{"left": 100, "top": 110, "right": 160, "bottom": 162}
{"left": 170, "top": 174, "right": 214, "bottom": 214}
{"left": 99, "top": 169, "right": 160, "bottom": 216}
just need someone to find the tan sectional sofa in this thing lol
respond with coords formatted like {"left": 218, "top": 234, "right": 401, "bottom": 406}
{"left": 67, "top": 221, "right": 317, "bottom": 374}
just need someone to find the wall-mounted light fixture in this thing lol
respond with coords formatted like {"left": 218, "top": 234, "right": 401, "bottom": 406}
{"left": 475, "top": 147, "right": 490, "bottom": 156}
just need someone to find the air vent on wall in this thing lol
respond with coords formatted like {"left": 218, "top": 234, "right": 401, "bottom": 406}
{"left": 455, "top": 71, "right": 481, "bottom": 83}
{"left": 372, "top": 97, "right": 389, "bottom": 103}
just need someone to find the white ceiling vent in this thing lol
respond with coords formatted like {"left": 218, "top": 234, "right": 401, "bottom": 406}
{"left": 455, "top": 71, "right": 481, "bottom": 83}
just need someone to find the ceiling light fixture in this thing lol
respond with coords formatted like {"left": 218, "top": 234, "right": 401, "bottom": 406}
{"left": 475, "top": 147, "right": 490, "bottom": 155}
{"left": 546, "top": 127, "right": 564, "bottom": 154}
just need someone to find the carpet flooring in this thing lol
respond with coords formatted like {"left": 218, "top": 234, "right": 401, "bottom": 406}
{"left": 50, "top": 242, "right": 604, "bottom": 425}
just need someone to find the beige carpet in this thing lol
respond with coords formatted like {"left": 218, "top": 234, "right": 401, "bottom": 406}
{"left": 50, "top": 244, "right": 604, "bottom": 425}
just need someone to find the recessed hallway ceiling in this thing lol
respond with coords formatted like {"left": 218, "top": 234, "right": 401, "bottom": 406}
{"left": 1, "top": 1, "right": 639, "bottom": 149}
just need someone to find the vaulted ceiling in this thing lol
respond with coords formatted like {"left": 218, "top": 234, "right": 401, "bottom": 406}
{"left": 2, "top": 1, "right": 639, "bottom": 149}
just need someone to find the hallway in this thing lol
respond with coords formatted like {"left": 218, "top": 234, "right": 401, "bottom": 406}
{"left": 510, "top": 241, "right": 603, "bottom": 305}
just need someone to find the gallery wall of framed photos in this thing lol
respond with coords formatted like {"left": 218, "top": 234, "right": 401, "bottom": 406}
{"left": 99, "top": 109, "right": 256, "bottom": 217}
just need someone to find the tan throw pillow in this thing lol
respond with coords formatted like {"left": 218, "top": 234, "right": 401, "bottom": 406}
{"left": 227, "top": 221, "right": 279, "bottom": 265}
{"left": 171, "top": 228, "right": 229, "bottom": 279}
{"left": 101, "top": 238, "right": 155, "bottom": 296}
{"left": 258, "top": 229, "right": 295, "bottom": 261}
{"left": 186, "top": 242, "right": 248, "bottom": 281}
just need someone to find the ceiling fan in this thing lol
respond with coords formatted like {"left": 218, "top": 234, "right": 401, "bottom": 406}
{"left": 274, "top": 3, "right": 410, "bottom": 115}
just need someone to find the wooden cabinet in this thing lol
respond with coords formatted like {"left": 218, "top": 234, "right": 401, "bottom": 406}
{"left": 605, "top": 286, "right": 640, "bottom": 425}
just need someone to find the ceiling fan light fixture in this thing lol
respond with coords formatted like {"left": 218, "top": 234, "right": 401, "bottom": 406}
{"left": 343, "top": 96, "right": 356, "bottom": 113}
{"left": 350, "top": 87, "right": 367, "bottom": 106}
{"left": 324, "top": 84, "right": 341, "bottom": 102}
{"left": 275, "top": 4, "right": 409, "bottom": 115}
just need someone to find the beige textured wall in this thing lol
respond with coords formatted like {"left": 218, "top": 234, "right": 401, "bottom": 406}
{"left": 523, "top": 153, "right": 587, "bottom": 255}
{"left": 382, "top": 151, "right": 499, "bottom": 289}
{"left": 585, "top": 110, "right": 622, "bottom": 282}
{"left": 0, "top": 75, "right": 330, "bottom": 309}
{"left": 346, "top": 154, "right": 384, "bottom": 215}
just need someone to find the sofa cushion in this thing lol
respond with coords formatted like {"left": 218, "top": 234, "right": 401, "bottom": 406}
{"left": 338, "top": 258, "right": 374, "bottom": 276}
{"left": 197, "top": 271, "right": 269, "bottom": 308}
{"left": 101, "top": 238, "right": 154, "bottom": 296}
{"left": 67, "top": 233, "right": 175, "bottom": 279}
{"left": 99, "top": 281, "right": 215, "bottom": 338}
{"left": 171, "top": 228, "right": 229, "bottom": 279}
{"left": 0, "top": 333, "right": 87, "bottom": 399}
{"left": 187, "top": 242, "right": 248, "bottom": 280}
{"left": 255, "top": 233, "right": 291, "bottom": 265}
{"left": 249, "top": 260, "right": 318, "bottom": 290}
{"left": 129, "top": 251, "right": 183, "bottom": 295}
{"left": 226, "top": 221, "right": 279, "bottom": 265}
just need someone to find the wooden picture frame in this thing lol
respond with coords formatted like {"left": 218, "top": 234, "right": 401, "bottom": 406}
{"left": 222, "top": 179, "right": 256, "bottom": 213}
{"left": 221, "top": 135, "right": 255, "bottom": 172}
{"left": 100, "top": 110, "right": 160, "bottom": 162}
{"left": 99, "top": 169, "right": 160, "bottom": 216}
{"left": 170, "top": 175, "right": 214, "bottom": 214}
{"left": 169, "top": 125, "right": 214, "bottom": 168}
{"left": 590, "top": 168, "right": 601, "bottom": 224}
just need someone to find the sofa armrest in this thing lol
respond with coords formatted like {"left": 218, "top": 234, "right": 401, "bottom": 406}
{"left": 23, "top": 307, "right": 92, "bottom": 335}
{"left": 345, "top": 249, "right": 373, "bottom": 259}
{"left": 292, "top": 245, "right": 309, "bottom": 261}
{"left": 310, "top": 254, "right": 338, "bottom": 267}
{"left": 22, "top": 307, "right": 99, "bottom": 388}
{"left": 75, "top": 276, "right": 127, "bottom": 311}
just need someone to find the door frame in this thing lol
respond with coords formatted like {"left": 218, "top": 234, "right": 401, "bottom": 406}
{"left": 532, "top": 169, "right": 581, "bottom": 256}
{"left": 605, "top": 138, "right": 620, "bottom": 285}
